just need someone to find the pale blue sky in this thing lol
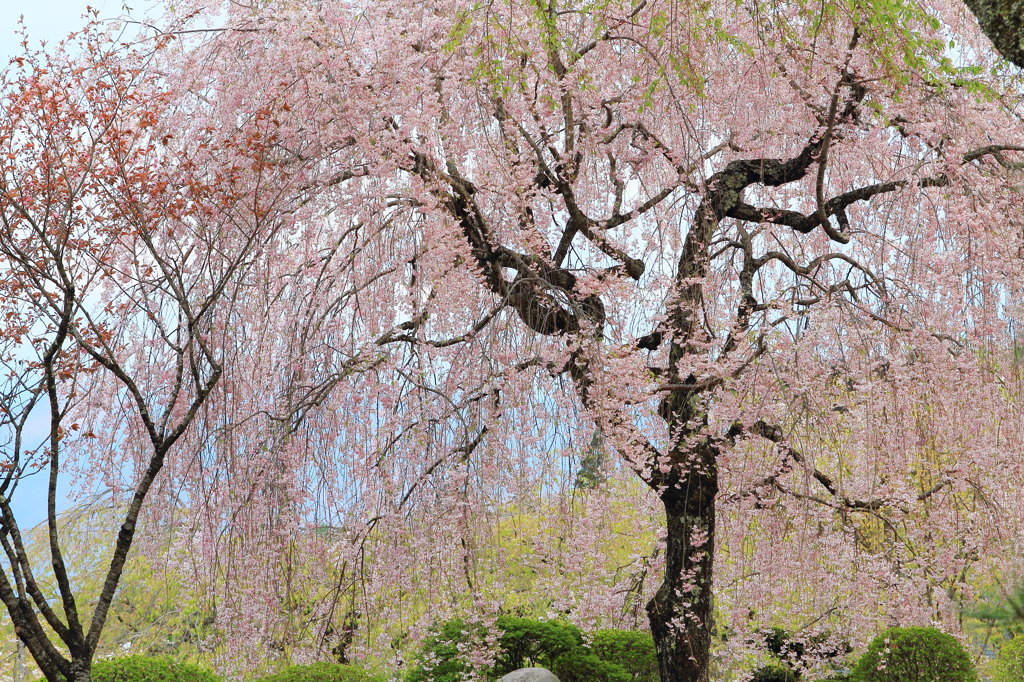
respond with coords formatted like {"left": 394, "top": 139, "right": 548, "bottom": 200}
{"left": 1, "top": 1, "right": 122, "bottom": 62}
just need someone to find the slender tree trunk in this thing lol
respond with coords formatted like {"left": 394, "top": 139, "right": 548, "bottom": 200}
{"left": 14, "top": 640, "right": 25, "bottom": 682}
{"left": 647, "top": 450, "right": 718, "bottom": 682}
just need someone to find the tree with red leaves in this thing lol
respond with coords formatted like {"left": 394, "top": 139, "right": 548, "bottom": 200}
{"left": 0, "top": 25, "right": 301, "bottom": 681}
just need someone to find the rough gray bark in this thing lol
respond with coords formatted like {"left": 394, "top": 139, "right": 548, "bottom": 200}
{"left": 963, "top": 0, "right": 1024, "bottom": 67}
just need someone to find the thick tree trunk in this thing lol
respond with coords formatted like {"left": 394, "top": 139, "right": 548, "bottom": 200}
{"left": 43, "top": 658, "right": 91, "bottom": 682}
{"left": 647, "top": 461, "right": 718, "bottom": 682}
{"left": 37, "top": 658, "right": 90, "bottom": 682}
{"left": 962, "top": 0, "right": 1024, "bottom": 68}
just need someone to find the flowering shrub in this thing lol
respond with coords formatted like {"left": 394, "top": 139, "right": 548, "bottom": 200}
{"left": 405, "top": 619, "right": 489, "bottom": 682}
{"left": 406, "top": 616, "right": 581, "bottom": 680}
{"left": 258, "top": 662, "right": 384, "bottom": 681}
{"left": 851, "top": 627, "right": 976, "bottom": 681}
{"left": 755, "top": 626, "right": 852, "bottom": 679}
{"left": 750, "top": 664, "right": 797, "bottom": 682}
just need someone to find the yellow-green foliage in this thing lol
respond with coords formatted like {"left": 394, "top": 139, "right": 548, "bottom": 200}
{"left": 988, "top": 636, "right": 1024, "bottom": 682}
{"left": 0, "top": 500, "right": 216, "bottom": 680}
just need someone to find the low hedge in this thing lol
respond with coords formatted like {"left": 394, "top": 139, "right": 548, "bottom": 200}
{"left": 750, "top": 664, "right": 798, "bottom": 682}
{"left": 87, "top": 656, "right": 218, "bottom": 682}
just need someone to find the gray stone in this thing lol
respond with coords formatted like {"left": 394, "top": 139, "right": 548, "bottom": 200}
{"left": 497, "top": 668, "right": 561, "bottom": 682}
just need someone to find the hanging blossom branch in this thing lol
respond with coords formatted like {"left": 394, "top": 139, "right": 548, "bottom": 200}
{"left": 741, "top": 420, "right": 951, "bottom": 513}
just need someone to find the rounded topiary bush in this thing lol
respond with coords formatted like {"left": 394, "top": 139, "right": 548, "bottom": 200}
{"left": 89, "top": 656, "right": 219, "bottom": 682}
{"left": 258, "top": 662, "right": 384, "bottom": 681}
{"left": 989, "top": 636, "right": 1024, "bottom": 682}
{"left": 851, "top": 627, "right": 977, "bottom": 682}
{"left": 589, "top": 630, "right": 658, "bottom": 681}
{"left": 750, "top": 663, "right": 797, "bottom": 682}
{"left": 493, "top": 615, "right": 583, "bottom": 674}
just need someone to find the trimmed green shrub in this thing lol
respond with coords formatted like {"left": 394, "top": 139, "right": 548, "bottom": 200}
{"left": 990, "top": 636, "right": 1024, "bottom": 682}
{"left": 493, "top": 616, "right": 582, "bottom": 674}
{"left": 551, "top": 649, "right": 631, "bottom": 682}
{"left": 589, "top": 630, "right": 658, "bottom": 681}
{"left": 851, "top": 627, "right": 977, "bottom": 682}
{"left": 405, "top": 615, "right": 589, "bottom": 681}
{"left": 405, "top": 619, "right": 487, "bottom": 682}
{"left": 259, "top": 663, "right": 383, "bottom": 681}
{"left": 88, "top": 656, "right": 219, "bottom": 682}
{"left": 406, "top": 617, "right": 658, "bottom": 682}
{"left": 750, "top": 664, "right": 798, "bottom": 682}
